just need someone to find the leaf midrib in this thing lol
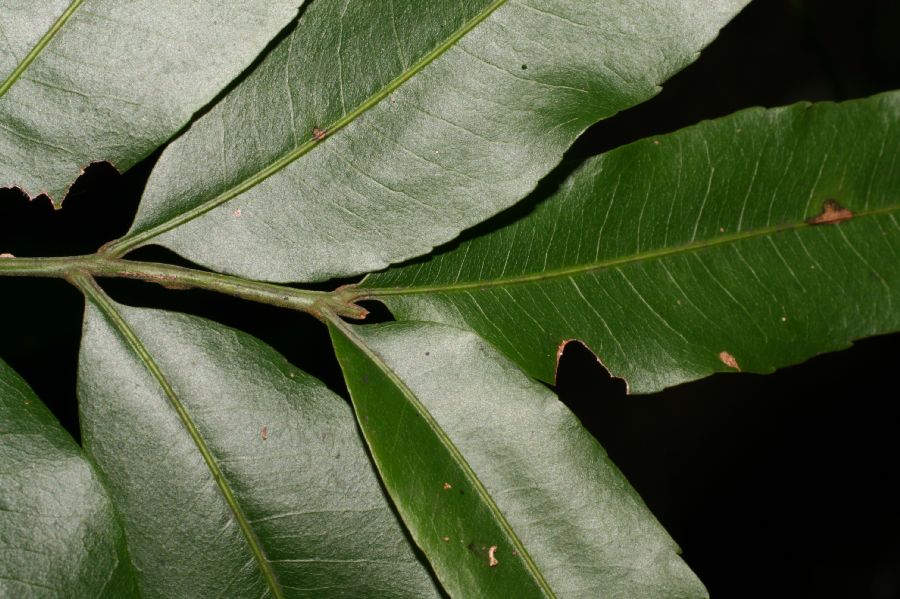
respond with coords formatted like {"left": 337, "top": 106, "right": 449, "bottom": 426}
{"left": 0, "top": 0, "right": 85, "bottom": 98}
{"left": 106, "top": 0, "right": 509, "bottom": 256}
{"left": 363, "top": 203, "right": 900, "bottom": 296}
{"left": 328, "top": 316, "right": 556, "bottom": 598}
{"left": 74, "top": 274, "right": 284, "bottom": 599}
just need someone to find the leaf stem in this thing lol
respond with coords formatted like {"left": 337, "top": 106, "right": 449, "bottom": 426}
{"left": 0, "top": 254, "right": 366, "bottom": 319}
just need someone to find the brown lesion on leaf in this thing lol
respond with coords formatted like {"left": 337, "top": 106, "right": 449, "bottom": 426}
{"left": 312, "top": 127, "right": 328, "bottom": 141}
{"left": 805, "top": 199, "right": 853, "bottom": 226}
{"left": 467, "top": 542, "right": 499, "bottom": 567}
{"left": 442, "top": 482, "right": 452, "bottom": 490}
{"left": 718, "top": 350, "right": 740, "bottom": 371}
{"left": 260, "top": 425, "right": 269, "bottom": 441}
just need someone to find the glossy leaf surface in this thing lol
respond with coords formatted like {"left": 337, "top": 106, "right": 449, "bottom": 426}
{"left": 77, "top": 288, "right": 440, "bottom": 598}
{"left": 0, "top": 357, "right": 137, "bottom": 598}
{"left": 330, "top": 319, "right": 705, "bottom": 598}
{"left": 363, "top": 92, "right": 900, "bottom": 393}
{"left": 115, "top": 0, "right": 748, "bottom": 281}
{"left": 0, "top": 0, "right": 302, "bottom": 202}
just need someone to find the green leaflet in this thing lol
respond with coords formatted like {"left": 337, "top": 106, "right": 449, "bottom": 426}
{"left": 0, "top": 0, "right": 302, "bottom": 202}
{"left": 361, "top": 92, "right": 900, "bottom": 394}
{"left": 109, "top": 0, "right": 749, "bottom": 282}
{"left": 76, "top": 284, "right": 441, "bottom": 598}
{"left": 0, "top": 357, "right": 137, "bottom": 598}
{"left": 330, "top": 319, "right": 706, "bottom": 598}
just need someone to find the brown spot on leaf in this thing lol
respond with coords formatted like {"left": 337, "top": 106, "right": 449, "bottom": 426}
{"left": 805, "top": 199, "right": 853, "bottom": 226}
{"left": 312, "top": 127, "right": 328, "bottom": 141}
{"left": 260, "top": 426, "right": 268, "bottom": 441}
{"left": 442, "top": 482, "right": 452, "bottom": 490}
{"left": 233, "top": 208, "right": 242, "bottom": 218}
{"left": 467, "top": 542, "right": 499, "bottom": 567}
{"left": 718, "top": 351, "right": 740, "bottom": 371}
{"left": 442, "top": 536, "right": 450, "bottom": 542}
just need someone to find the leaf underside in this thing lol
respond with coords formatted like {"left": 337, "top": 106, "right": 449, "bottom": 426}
{"left": 0, "top": 0, "right": 302, "bottom": 202}
{"left": 77, "top": 296, "right": 441, "bottom": 598}
{"left": 7, "top": 2, "right": 896, "bottom": 598}
{"left": 118, "top": 0, "right": 749, "bottom": 282}
{"left": 0, "top": 357, "right": 137, "bottom": 598}
{"left": 363, "top": 92, "right": 900, "bottom": 394}
{"left": 331, "top": 319, "right": 707, "bottom": 598}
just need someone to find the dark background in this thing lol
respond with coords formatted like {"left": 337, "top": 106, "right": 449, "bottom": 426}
{"left": 1, "top": 0, "right": 898, "bottom": 597}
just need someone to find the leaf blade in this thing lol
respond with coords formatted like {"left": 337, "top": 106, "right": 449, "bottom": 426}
{"left": 0, "top": 357, "right": 137, "bottom": 598}
{"left": 76, "top": 285, "right": 441, "bottom": 598}
{"left": 329, "top": 319, "right": 553, "bottom": 598}
{"left": 362, "top": 92, "right": 900, "bottom": 393}
{"left": 75, "top": 275, "right": 285, "bottom": 597}
{"left": 114, "top": 0, "right": 749, "bottom": 281}
{"left": 330, "top": 319, "right": 706, "bottom": 598}
{"left": 0, "top": 0, "right": 303, "bottom": 202}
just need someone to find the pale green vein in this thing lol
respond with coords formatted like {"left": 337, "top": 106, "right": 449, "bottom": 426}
{"left": 0, "top": 0, "right": 85, "bottom": 98}
{"left": 360, "top": 203, "right": 900, "bottom": 298}
{"left": 327, "top": 315, "right": 556, "bottom": 598}
{"left": 71, "top": 273, "right": 285, "bottom": 599}
{"left": 103, "top": 0, "right": 509, "bottom": 257}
